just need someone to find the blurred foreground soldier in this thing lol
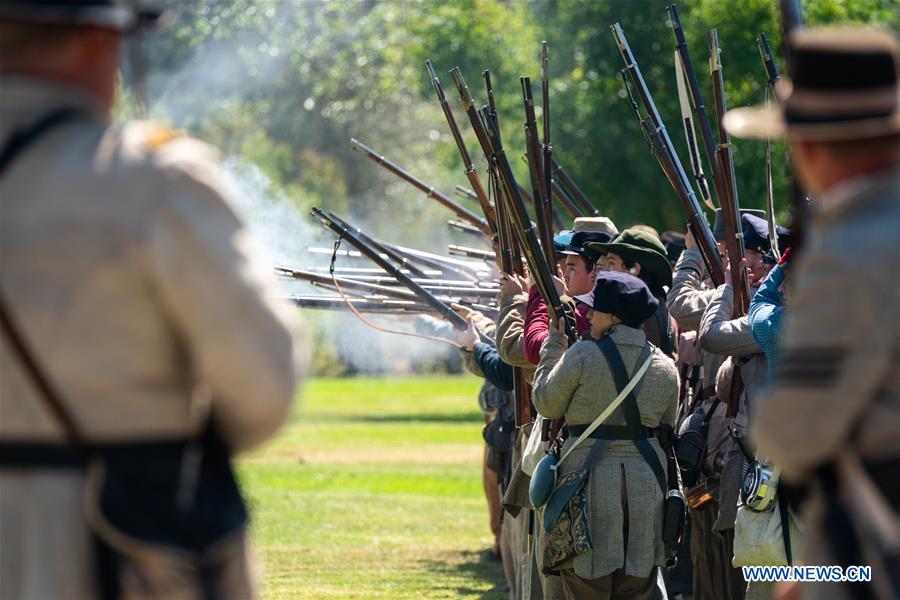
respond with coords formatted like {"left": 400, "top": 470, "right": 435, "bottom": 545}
{"left": 0, "top": 1, "right": 306, "bottom": 598}
{"left": 726, "top": 26, "right": 900, "bottom": 600}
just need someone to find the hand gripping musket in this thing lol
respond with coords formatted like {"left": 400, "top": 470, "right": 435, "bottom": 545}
{"left": 426, "top": 59, "right": 498, "bottom": 239}
{"left": 758, "top": 32, "right": 781, "bottom": 261}
{"left": 521, "top": 76, "right": 555, "bottom": 267}
{"left": 709, "top": 29, "right": 751, "bottom": 316}
{"left": 668, "top": 4, "right": 720, "bottom": 210}
{"left": 612, "top": 23, "right": 725, "bottom": 286}
{"left": 311, "top": 207, "right": 470, "bottom": 330}
{"left": 349, "top": 138, "right": 491, "bottom": 237}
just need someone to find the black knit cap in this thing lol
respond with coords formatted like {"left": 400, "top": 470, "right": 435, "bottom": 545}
{"left": 591, "top": 271, "right": 658, "bottom": 328}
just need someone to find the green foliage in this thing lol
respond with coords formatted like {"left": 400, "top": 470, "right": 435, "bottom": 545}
{"left": 121, "top": 0, "right": 900, "bottom": 242}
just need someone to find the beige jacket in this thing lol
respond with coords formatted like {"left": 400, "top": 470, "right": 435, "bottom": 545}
{"left": 533, "top": 326, "right": 678, "bottom": 579}
{"left": 0, "top": 77, "right": 306, "bottom": 599}
{"left": 755, "top": 170, "right": 900, "bottom": 598}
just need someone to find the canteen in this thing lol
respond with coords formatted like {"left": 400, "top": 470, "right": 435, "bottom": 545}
{"left": 529, "top": 452, "right": 558, "bottom": 508}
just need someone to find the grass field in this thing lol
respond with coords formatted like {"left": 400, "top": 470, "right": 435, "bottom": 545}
{"left": 239, "top": 376, "right": 508, "bottom": 599}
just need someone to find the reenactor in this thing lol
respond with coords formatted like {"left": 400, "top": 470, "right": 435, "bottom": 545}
{"left": 726, "top": 26, "right": 900, "bottom": 600}
{"left": 0, "top": 1, "right": 306, "bottom": 598}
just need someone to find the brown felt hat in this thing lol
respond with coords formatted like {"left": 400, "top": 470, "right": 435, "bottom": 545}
{"left": 724, "top": 27, "right": 900, "bottom": 141}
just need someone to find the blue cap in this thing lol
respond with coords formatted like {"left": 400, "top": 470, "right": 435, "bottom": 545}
{"left": 553, "top": 230, "right": 574, "bottom": 252}
{"left": 741, "top": 214, "right": 793, "bottom": 260}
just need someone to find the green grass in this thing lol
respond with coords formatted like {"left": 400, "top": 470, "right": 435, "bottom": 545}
{"left": 239, "top": 376, "right": 508, "bottom": 599}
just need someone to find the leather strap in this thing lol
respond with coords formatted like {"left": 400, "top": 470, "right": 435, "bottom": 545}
{"left": 594, "top": 336, "right": 668, "bottom": 494}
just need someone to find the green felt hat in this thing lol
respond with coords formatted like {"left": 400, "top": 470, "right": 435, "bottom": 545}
{"left": 586, "top": 228, "right": 673, "bottom": 289}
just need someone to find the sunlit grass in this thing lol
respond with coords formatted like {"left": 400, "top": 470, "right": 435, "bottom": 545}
{"left": 239, "top": 376, "right": 507, "bottom": 599}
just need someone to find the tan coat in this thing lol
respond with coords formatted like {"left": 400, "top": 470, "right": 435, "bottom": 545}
{"left": 495, "top": 292, "right": 536, "bottom": 383}
{"left": 667, "top": 248, "right": 730, "bottom": 475}
{"left": 0, "top": 77, "right": 307, "bottom": 599}
{"left": 699, "top": 283, "right": 768, "bottom": 531}
{"left": 532, "top": 326, "right": 678, "bottom": 580}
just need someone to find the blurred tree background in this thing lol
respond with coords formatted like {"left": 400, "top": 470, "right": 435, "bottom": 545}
{"left": 114, "top": 0, "right": 897, "bottom": 375}
{"left": 119, "top": 0, "right": 898, "bottom": 239}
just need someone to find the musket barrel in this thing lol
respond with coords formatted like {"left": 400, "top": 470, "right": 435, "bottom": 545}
{"left": 349, "top": 137, "right": 490, "bottom": 234}
{"left": 311, "top": 207, "right": 469, "bottom": 329}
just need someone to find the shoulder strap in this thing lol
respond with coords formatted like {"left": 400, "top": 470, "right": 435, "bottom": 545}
{"left": 0, "top": 293, "right": 88, "bottom": 460}
{"left": 595, "top": 336, "right": 668, "bottom": 493}
{"left": 0, "top": 107, "right": 85, "bottom": 177}
{"left": 557, "top": 344, "right": 654, "bottom": 467}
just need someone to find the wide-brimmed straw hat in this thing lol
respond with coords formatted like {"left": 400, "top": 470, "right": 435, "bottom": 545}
{"left": 724, "top": 27, "right": 900, "bottom": 141}
{"left": 0, "top": 0, "right": 168, "bottom": 32}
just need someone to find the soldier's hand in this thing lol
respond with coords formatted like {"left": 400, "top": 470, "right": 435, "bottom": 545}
{"left": 552, "top": 316, "right": 569, "bottom": 348}
{"left": 685, "top": 229, "right": 697, "bottom": 249}
{"left": 723, "top": 257, "right": 733, "bottom": 286}
{"left": 499, "top": 272, "right": 525, "bottom": 296}
{"left": 552, "top": 270, "right": 567, "bottom": 297}
{"left": 453, "top": 318, "right": 479, "bottom": 351}
{"left": 450, "top": 302, "right": 473, "bottom": 319}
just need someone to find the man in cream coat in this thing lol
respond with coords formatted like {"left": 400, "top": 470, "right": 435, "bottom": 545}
{"left": 0, "top": 1, "right": 307, "bottom": 598}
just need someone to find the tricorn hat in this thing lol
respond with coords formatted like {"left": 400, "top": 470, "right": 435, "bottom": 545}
{"left": 585, "top": 228, "right": 673, "bottom": 289}
{"left": 0, "top": 0, "right": 168, "bottom": 32}
{"left": 724, "top": 27, "right": 900, "bottom": 141}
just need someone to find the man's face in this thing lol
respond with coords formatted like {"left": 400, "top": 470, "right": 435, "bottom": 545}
{"left": 605, "top": 252, "right": 628, "bottom": 274}
{"left": 744, "top": 248, "right": 774, "bottom": 286}
{"left": 564, "top": 254, "right": 594, "bottom": 296}
{"left": 592, "top": 254, "right": 610, "bottom": 276}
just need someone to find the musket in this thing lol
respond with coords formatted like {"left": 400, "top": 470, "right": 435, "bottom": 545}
{"left": 448, "top": 245, "right": 495, "bottom": 262}
{"left": 288, "top": 295, "right": 435, "bottom": 314}
{"left": 521, "top": 76, "right": 555, "bottom": 267}
{"left": 455, "top": 186, "right": 479, "bottom": 202}
{"left": 311, "top": 207, "right": 469, "bottom": 330}
{"left": 391, "top": 245, "right": 492, "bottom": 278}
{"left": 550, "top": 158, "right": 599, "bottom": 216}
{"left": 481, "top": 104, "right": 575, "bottom": 341}
{"left": 276, "top": 266, "right": 499, "bottom": 301}
{"left": 447, "top": 218, "right": 485, "bottom": 239}
{"left": 758, "top": 31, "right": 781, "bottom": 260}
{"left": 483, "top": 70, "right": 500, "bottom": 143}
{"left": 426, "top": 59, "right": 498, "bottom": 238}
{"left": 668, "top": 3, "right": 720, "bottom": 208}
{"left": 518, "top": 154, "right": 581, "bottom": 220}
{"left": 540, "top": 41, "right": 554, "bottom": 226}
{"left": 612, "top": 22, "right": 725, "bottom": 286}
{"left": 326, "top": 211, "right": 430, "bottom": 279}
{"left": 301, "top": 268, "right": 487, "bottom": 288}
{"left": 451, "top": 66, "right": 533, "bottom": 428}
{"left": 779, "top": 0, "right": 809, "bottom": 254}
{"left": 674, "top": 48, "right": 716, "bottom": 211}
{"left": 709, "top": 28, "right": 751, "bottom": 316}
{"left": 349, "top": 138, "right": 491, "bottom": 236}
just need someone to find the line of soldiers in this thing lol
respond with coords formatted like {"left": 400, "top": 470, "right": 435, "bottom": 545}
{"left": 449, "top": 27, "right": 900, "bottom": 600}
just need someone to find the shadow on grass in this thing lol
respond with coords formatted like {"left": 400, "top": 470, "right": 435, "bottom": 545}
{"left": 300, "top": 412, "right": 486, "bottom": 424}
{"left": 419, "top": 550, "right": 508, "bottom": 599}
